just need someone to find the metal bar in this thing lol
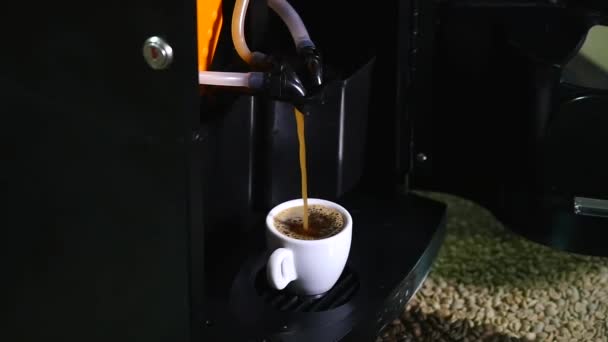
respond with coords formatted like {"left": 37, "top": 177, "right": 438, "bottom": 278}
{"left": 574, "top": 196, "right": 608, "bottom": 218}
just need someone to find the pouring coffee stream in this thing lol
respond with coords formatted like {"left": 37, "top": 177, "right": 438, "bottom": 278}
{"left": 202, "top": 0, "right": 323, "bottom": 231}
{"left": 294, "top": 107, "right": 309, "bottom": 230}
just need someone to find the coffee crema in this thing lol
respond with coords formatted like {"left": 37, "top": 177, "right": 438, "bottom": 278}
{"left": 274, "top": 204, "right": 345, "bottom": 240}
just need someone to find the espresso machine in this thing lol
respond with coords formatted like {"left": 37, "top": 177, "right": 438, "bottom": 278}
{"left": 187, "top": 0, "right": 447, "bottom": 340}
{"left": 4, "top": 0, "right": 608, "bottom": 342}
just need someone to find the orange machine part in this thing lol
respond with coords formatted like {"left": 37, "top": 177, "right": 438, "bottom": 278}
{"left": 197, "top": 0, "right": 223, "bottom": 72}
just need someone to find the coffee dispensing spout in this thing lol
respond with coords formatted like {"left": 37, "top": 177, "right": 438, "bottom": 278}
{"left": 197, "top": 60, "right": 324, "bottom": 110}
{"left": 197, "top": 60, "right": 320, "bottom": 110}
{"left": 257, "top": 62, "right": 307, "bottom": 102}
{"left": 229, "top": 0, "right": 324, "bottom": 94}
{"left": 199, "top": 0, "right": 325, "bottom": 110}
{"left": 253, "top": 57, "right": 331, "bottom": 111}
{"left": 297, "top": 45, "right": 323, "bottom": 91}
{"left": 231, "top": 0, "right": 322, "bottom": 69}
{"left": 264, "top": 0, "right": 323, "bottom": 91}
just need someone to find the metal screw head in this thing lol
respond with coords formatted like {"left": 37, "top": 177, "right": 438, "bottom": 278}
{"left": 143, "top": 36, "right": 173, "bottom": 70}
{"left": 416, "top": 153, "right": 428, "bottom": 162}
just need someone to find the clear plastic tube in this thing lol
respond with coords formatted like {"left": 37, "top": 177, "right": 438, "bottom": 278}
{"left": 267, "top": 0, "right": 314, "bottom": 50}
{"left": 232, "top": 0, "right": 254, "bottom": 64}
{"left": 199, "top": 71, "right": 258, "bottom": 87}
{"left": 232, "top": 0, "right": 313, "bottom": 65}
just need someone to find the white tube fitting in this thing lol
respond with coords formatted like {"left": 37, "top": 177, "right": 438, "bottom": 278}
{"left": 199, "top": 71, "right": 252, "bottom": 87}
{"left": 267, "top": 0, "right": 314, "bottom": 50}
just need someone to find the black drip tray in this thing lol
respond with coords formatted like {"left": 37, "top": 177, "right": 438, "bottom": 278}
{"left": 254, "top": 266, "right": 360, "bottom": 312}
{"left": 204, "top": 192, "right": 447, "bottom": 342}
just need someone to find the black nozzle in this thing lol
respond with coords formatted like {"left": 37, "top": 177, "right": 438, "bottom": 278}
{"left": 253, "top": 51, "right": 329, "bottom": 112}
{"left": 261, "top": 62, "right": 307, "bottom": 103}
{"left": 297, "top": 46, "right": 324, "bottom": 91}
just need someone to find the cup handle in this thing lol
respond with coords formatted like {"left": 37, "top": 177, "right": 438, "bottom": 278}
{"left": 266, "top": 248, "right": 297, "bottom": 290}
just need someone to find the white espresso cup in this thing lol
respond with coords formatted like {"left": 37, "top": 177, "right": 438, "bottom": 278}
{"left": 265, "top": 198, "right": 353, "bottom": 296}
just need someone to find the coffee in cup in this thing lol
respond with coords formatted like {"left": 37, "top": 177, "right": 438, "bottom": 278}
{"left": 265, "top": 198, "right": 352, "bottom": 295}
{"left": 273, "top": 204, "right": 345, "bottom": 240}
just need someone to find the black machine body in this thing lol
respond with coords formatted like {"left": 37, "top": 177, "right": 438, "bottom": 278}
{"left": 4, "top": 0, "right": 608, "bottom": 341}
{"left": 413, "top": 0, "right": 608, "bottom": 257}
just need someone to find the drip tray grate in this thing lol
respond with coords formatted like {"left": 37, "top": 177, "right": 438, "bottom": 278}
{"left": 254, "top": 266, "right": 359, "bottom": 312}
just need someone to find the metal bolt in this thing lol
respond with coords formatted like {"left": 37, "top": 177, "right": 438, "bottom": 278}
{"left": 143, "top": 36, "right": 174, "bottom": 70}
{"left": 416, "top": 153, "right": 428, "bottom": 162}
